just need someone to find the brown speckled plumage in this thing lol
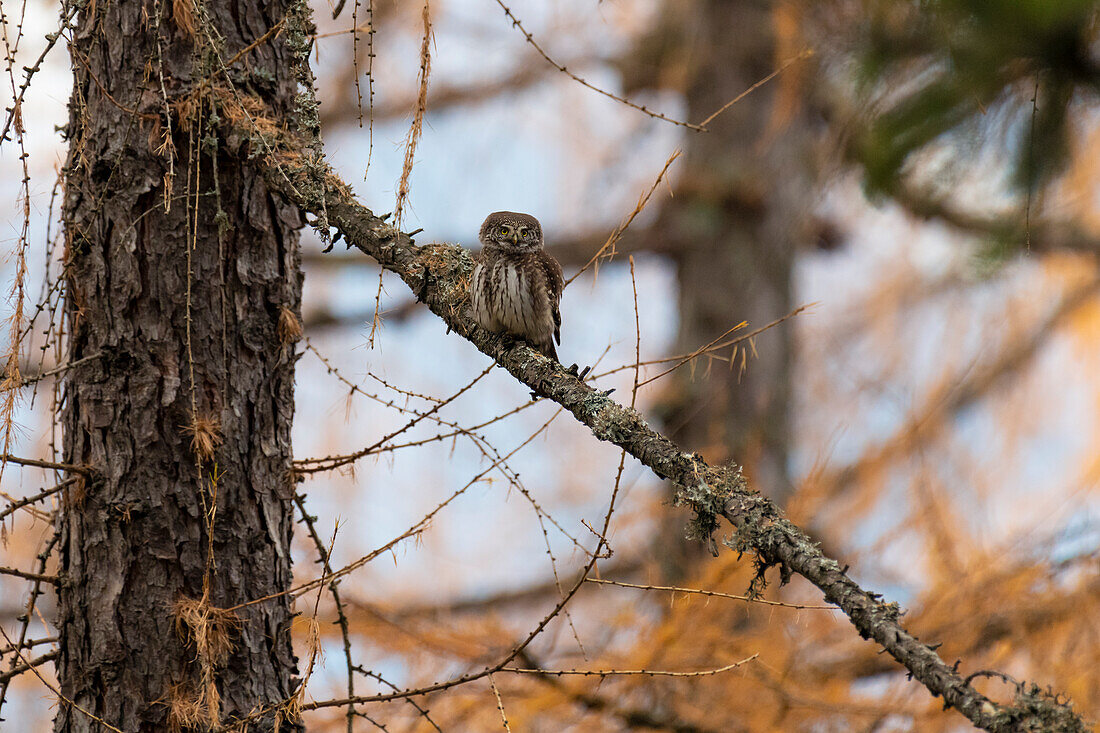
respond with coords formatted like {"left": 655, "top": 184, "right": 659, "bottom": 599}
{"left": 470, "top": 211, "right": 563, "bottom": 360}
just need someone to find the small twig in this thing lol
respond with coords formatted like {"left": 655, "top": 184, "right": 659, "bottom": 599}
{"left": 294, "top": 363, "right": 492, "bottom": 474}
{"left": 503, "top": 654, "right": 758, "bottom": 678}
{"left": 516, "top": 648, "right": 721, "bottom": 733}
{"left": 964, "top": 669, "right": 1021, "bottom": 688}
{"left": 0, "top": 566, "right": 59, "bottom": 583}
{"left": 1024, "top": 74, "right": 1039, "bottom": 252}
{"left": 68, "top": 44, "right": 155, "bottom": 119}
{"left": 0, "top": 627, "right": 122, "bottom": 732}
{"left": 628, "top": 256, "right": 641, "bottom": 409}
{"left": 222, "top": 19, "right": 285, "bottom": 70}
{"left": 353, "top": 666, "right": 441, "bottom": 731}
{"left": 488, "top": 674, "right": 511, "bottom": 731}
{"left": 695, "top": 50, "right": 813, "bottom": 129}
{"left": 0, "top": 453, "right": 91, "bottom": 475}
{"left": 312, "top": 21, "right": 372, "bottom": 39}
{"left": 492, "top": 1, "right": 702, "bottom": 130}
{"left": 0, "top": 650, "right": 59, "bottom": 685}
{"left": 492, "top": 4, "right": 808, "bottom": 134}
{"left": 636, "top": 304, "right": 811, "bottom": 388}
{"left": 634, "top": 320, "right": 746, "bottom": 387}
{"left": 0, "top": 532, "right": 58, "bottom": 712}
{"left": 586, "top": 578, "right": 835, "bottom": 610}
{"left": 292, "top": 494, "right": 358, "bottom": 732}
{"left": 565, "top": 151, "right": 680, "bottom": 287}
{"left": 11, "top": 352, "right": 103, "bottom": 389}
{"left": 0, "top": 478, "right": 77, "bottom": 523}
{"left": 0, "top": 636, "right": 57, "bottom": 656}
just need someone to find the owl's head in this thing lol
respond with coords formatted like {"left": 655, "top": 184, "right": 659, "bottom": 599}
{"left": 479, "top": 211, "right": 544, "bottom": 252}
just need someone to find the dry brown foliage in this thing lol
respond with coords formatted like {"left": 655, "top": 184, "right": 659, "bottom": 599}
{"left": 171, "top": 596, "right": 241, "bottom": 727}
{"left": 183, "top": 413, "right": 223, "bottom": 463}
{"left": 278, "top": 306, "right": 304, "bottom": 344}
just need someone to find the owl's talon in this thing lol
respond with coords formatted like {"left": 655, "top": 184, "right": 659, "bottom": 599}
{"left": 566, "top": 363, "right": 592, "bottom": 380}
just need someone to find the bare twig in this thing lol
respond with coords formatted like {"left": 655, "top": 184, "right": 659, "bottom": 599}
{"left": 487, "top": 674, "right": 511, "bottom": 731}
{"left": 0, "top": 453, "right": 91, "bottom": 475}
{"left": 0, "top": 566, "right": 59, "bottom": 583}
{"left": 516, "top": 647, "right": 724, "bottom": 733}
{"left": 0, "top": 650, "right": 59, "bottom": 685}
{"left": 695, "top": 50, "right": 814, "bottom": 128}
{"left": 0, "top": 480, "right": 67, "bottom": 523}
{"left": 503, "top": 654, "right": 757, "bottom": 678}
{"left": 0, "top": 635, "right": 56, "bottom": 656}
{"left": 293, "top": 363, "right": 493, "bottom": 474}
{"left": 636, "top": 304, "right": 812, "bottom": 388}
{"left": 0, "top": 531, "right": 60, "bottom": 712}
{"left": 0, "top": 626, "right": 123, "bottom": 732}
{"left": 565, "top": 151, "right": 680, "bottom": 287}
{"left": 9, "top": 352, "right": 104, "bottom": 390}
{"left": 491, "top": 1, "right": 701, "bottom": 130}
{"left": 292, "top": 494, "right": 358, "bottom": 733}
{"left": 586, "top": 578, "right": 834, "bottom": 610}
{"left": 222, "top": 19, "right": 285, "bottom": 69}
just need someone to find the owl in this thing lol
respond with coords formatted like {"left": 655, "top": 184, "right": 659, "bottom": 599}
{"left": 470, "top": 211, "right": 563, "bottom": 361}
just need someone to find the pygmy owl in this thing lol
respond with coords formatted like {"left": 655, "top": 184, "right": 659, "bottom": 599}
{"left": 470, "top": 211, "right": 563, "bottom": 360}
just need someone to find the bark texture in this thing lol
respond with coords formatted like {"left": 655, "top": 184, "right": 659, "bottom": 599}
{"left": 57, "top": 0, "right": 303, "bottom": 730}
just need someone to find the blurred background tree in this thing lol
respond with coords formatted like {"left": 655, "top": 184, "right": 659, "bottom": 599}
{"left": 2, "top": 0, "right": 1098, "bottom": 730}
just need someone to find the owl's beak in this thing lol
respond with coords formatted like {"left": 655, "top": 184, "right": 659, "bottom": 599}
{"left": 508, "top": 232, "right": 520, "bottom": 245}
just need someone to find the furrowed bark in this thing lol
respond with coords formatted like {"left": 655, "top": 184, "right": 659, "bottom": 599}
{"left": 262, "top": 153, "right": 1086, "bottom": 733}
{"left": 58, "top": 0, "right": 304, "bottom": 729}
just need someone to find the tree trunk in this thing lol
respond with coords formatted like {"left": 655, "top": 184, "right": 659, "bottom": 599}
{"left": 57, "top": 0, "right": 304, "bottom": 729}
{"left": 623, "top": 0, "right": 817, "bottom": 575}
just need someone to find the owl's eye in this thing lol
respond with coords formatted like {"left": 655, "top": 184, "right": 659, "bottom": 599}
{"left": 518, "top": 227, "right": 529, "bottom": 237}
{"left": 497, "top": 226, "right": 510, "bottom": 237}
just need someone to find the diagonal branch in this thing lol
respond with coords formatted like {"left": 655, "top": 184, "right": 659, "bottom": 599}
{"left": 260, "top": 144, "right": 1086, "bottom": 732}
{"left": 0, "top": 650, "right": 59, "bottom": 686}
